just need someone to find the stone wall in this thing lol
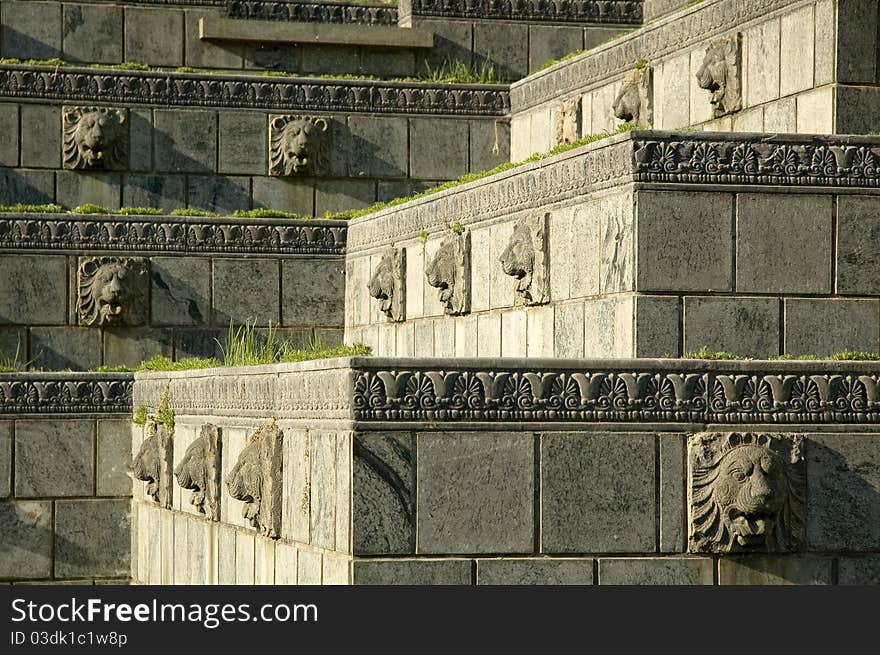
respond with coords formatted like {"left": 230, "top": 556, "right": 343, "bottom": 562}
{"left": 0, "top": 372, "right": 133, "bottom": 585}
{"left": 0, "top": 213, "right": 347, "bottom": 369}
{"left": 345, "top": 130, "right": 880, "bottom": 359}
{"left": 132, "top": 358, "right": 880, "bottom": 585}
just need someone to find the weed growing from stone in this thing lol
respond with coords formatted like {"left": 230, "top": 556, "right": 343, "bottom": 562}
{"left": 232, "top": 208, "right": 306, "bottom": 219}
{"left": 169, "top": 208, "right": 221, "bottom": 217}
{"left": 115, "top": 207, "right": 164, "bottom": 215}
{"left": 72, "top": 203, "right": 112, "bottom": 214}
{"left": 137, "top": 355, "right": 220, "bottom": 371}
{"left": 132, "top": 405, "right": 148, "bottom": 426}
{"left": 0, "top": 203, "right": 62, "bottom": 213}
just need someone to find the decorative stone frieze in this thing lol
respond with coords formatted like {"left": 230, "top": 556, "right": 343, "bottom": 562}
{"left": 555, "top": 97, "right": 581, "bottom": 146}
{"left": 695, "top": 33, "right": 742, "bottom": 118}
{"left": 175, "top": 423, "right": 222, "bottom": 521}
{"left": 131, "top": 420, "right": 174, "bottom": 508}
{"left": 62, "top": 106, "right": 128, "bottom": 171}
{"left": 76, "top": 256, "right": 149, "bottom": 327}
{"left": 403, "top": 0, "right": 642, "bottom": 24}
{"left": 228, "top": 0, "right": 399, "bottom": 25}
{"left": 0, "top": 374, "right": 132, "bottom": 415}
{"left": 426, "top": 230, "right": 470, "bottom": 316}
{"left": 688, "top": 432, "right": 806, "bottom": 553}
{"left": 499, "top": 213, "right": 549, "bottom": 306}
{"left": 368, "top": 246, "right": 406, "bottom": 322}
{"left": 613, "top": 66, "right": 653, "bottom": 127}
{"left": 226, "top": 419, "right": 283, "bottom": 537}
{"left": 269, "top": 115, "right": 330, "bottom": 176}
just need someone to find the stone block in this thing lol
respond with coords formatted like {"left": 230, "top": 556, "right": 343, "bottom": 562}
{"left": 719, "top": 557, "right": 832, "bottom": 585}
{"left": 322, "top": 554, "right": 350, "bottom": 585}
{"left": 659, "top": 433, "right": 685, "bottom": 553}
{"left": 377, "top": 324, "right": 396, "bottom": 356}
{"left": 501, "top": 310, "right": 527, "bottom": 358}
{"left": 470, "top": 119, "right": 509, "bottom": 173}
{"left": 763, "top": 97, "right": 796, "bottom": 132}
{"left": 528, "top": 25, "right": 583, "bottom": 74}
{"left": 217, "top": 525, "right": 236, "bottom": 585}
{"left": 281, "top": 259, "right": 344, "bottom": 327}
{"left": 542, "top": 432, "right": 655, "bottom": 553}
{"left": 20, "top": 104, "right": 60, "bottom": 169}
{"left": 836, "top": 0, "right": 878, "bottom": 84}
{"left": 348, "top": 116, "right": 407, "bottom": 179}
{"left": 746, "top": 17, "right": 781, "bottom": 106}
{"left": 235, "top": 530, "right": 255, "bottom": 584}
{"left": 55, "top": 500, "right": 130, "bottom": 579}
{"left": 0, "top": 169, "right": 54, "bottom": 205}
{"left": 636, "top": 191, "right": 732, "bottom": 292}
{"left": 732, "top": 107, "right": 763, "bottom": 132}
{"left": 172, "top": 513, "right": 188, "bottom": 584}
{"left": 252, "top": 178, "right": 314, "bottom": 216}
{"left": 837, "top": 195, "right": 880, "bottom": 295}
{"left": 0, "top": 255, "right": 67, "bottom": 325}
{"left": 807, "top": 434, "right": 880, "bottom": 552}
{"left": 124, "top": 8, "right": 183, "bottom": 68}
{"left": 414, "top": 321, "right": 433, "bottom": 356}
{"left": 838, "top": 557, "right": 880, "bottom": 585}
{"left": 477, "top": 559, "right": 594, "bottom": 585}
{"left": 1, "top": 1, "right": 62, "bottom": 60}
{"left": 634, "top": 295, "right": 680, "bottom": 358}
{"left": 784, "top": 299, "right": 879, "bottom": 356}
{"left": 0, "top": 422, "right": 10, "bottom": 499}
{"left": 15, "top": 419, "right": 94, "bottom": 498}
{"left": 656, "top": 52, "right": 690, "bottom": 129}
{"left": 123, "top": 175, "right": 186, "bottom": 212}
{"left": 473, "top": 22, "right": 527, "bottom": 81}
{"left": 489, "top": 221, "right": 516, "bottom": 308}
{"left": 154, "top": 109, "right": 217, "bottom": 173}
{"left": 599, "top": 558, "right": 712, "bottom": 585}
{"left": 0, "top": 501, "right": 52, "bottom": 579}
{"left": 243, "top": 43, "right": 301, "bottom": 72}
{"left": 526, "top": 305, "right": 554, "bottom": 357}
{"left": 779, "top": 5, "right": 814, "bottom": 97}
{"left": 353, "top": 559, "right": 471, "bottom": 585}
{"left": 434, "top": 318, "right": 455, "bottom": 357}
{"left": 127, "top": 109, "right": 153, "bottom": 173}
{"left": 335, "top": 432, "right": 351, "bottom": 553}
{"left": 469, "top": 228, "right": 490, "bottom": 313}
{"left": 282, "top": 429, "right": 310, "bottom": 544}
{"left": 96, "top": 420, "right": 131, "bottom": 497}
{"left": 554, "top": 302, "right": 584, "bottom": 358}
{"left": 254, "top": 537, "right": 275, "bottom": 584}
{"left": 274, "top": 541, "right": 296, "bottom": 585}
{"left": 62, "top": 4, "right": 123, "bottom": 64}
{"left": 417, "top": 432, "right": 533, "bottom": 554}
{"left": 0, "top": 104, "right": 19, "bottom": 166}
{"left": 301, "top": 44, "right": 360, "bottom": 76}
{"left": 151, "top": 257, "right": 211, "bottom": 327}
{"left": 219, "top": 112, "right": 266, "bottom": 175}
{"left": 310, "top": 431, "right": 337, "bottom": 551}
{"left": 188, "top": 175, "right": 251, "bottom": 214}
{"left": 529, "top": 105, "right": 552, "bottom": 156}
{"left": 409, "top": 118, "right": 469, "bottom": 180}
{"left": 56, "top": 172, "right": 121, "bottom": 211}
{"left": 360, "top": 49, "right": 416, "bottom": 78}
{"left": 175, "top": 329, "right": 225, "bottom": 360}
{"left": 569, "top": 202, "right": 601, "bottom": 299}
{"left": 510, "top": 112, "right": 531, "bottom": 162}
{"left": 796, "top": 85, "right": 833, "bottom": 134}
{"left": 213, "top": 258, "right": 280, "bottom": 326}
{"left": 683, "top": 296, "right": 778, "bottom": 358}
{"left": 315, "top": 178, "right": 375, "bottom": 216}
{"left": 736, "top": 193, "right": 831, "bottom": 294}
{"left": 599, "top": 194, "right": 634, "bottom": 294}
{"left": 419, "top": 19, "right": 472, "bottom": 70}
{"left": 548, "top": 206, "right": 572, "bottom": 301}
{"left": 185, "top": 10, "right": 241, "bottom": 69}
{"left": 476, "top": 313, "right": 501, "bottom": 357}
{"left": 103, "top": 329, "right": 173, "bottom": 368}
{"left": 30, "top": 327, "right": 101, "bottom": 370}
{"left": 297, "top": 549, "right": 322, "bottom": 584}
{"left": 814, "top": 0, "right": 834, "bottom": 86}
{"left": 689, "top": 48, "right": 714, "bottom": 126}
{"left": 454, "top": 315, "right": 477, "bottom": 357}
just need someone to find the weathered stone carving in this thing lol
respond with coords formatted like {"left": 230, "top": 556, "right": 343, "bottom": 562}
{"left": 269, "top": 115, "right": 330, "bottom": 176}
{"left": 556, "top": 97, "right": 581, "bottom": 145}
{"left": 0, "top": 376, "right": 132, "bottom": 414}
{"left": 62, "top": 106, "right": 128, "bottom": 171}
{"left": 367, "top": 246, "right": 406, "bottom": 322}
{"left": 226, "top": 419, "right": 283, "bottom": 537}
{"left": 131, "top": 420, "right": 174, "bottom": 508}
{"left": 500, "top": 213, "right": 549, "bottom": 305}
{"left": 175, "top": 423, "right": 222, "bottom": 521}
{"left": 426, "top": 230, "right": 470, "bottom": 315}
{"left": 613, "top": 66, "right": 653, "bottom": 127}
{"left": 229, "top": 0, "right": 399, "bottom": 25}
{"left": 696, "top": 33, "right": 742, "bottom": 118}
{"left": 689, "top": 432, "right": 805, "bottom": 553}
{"left": 77, "top": 256, "right": 149, "bottom": 327}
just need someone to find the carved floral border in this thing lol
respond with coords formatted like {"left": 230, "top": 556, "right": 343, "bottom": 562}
{"left": 402, "top": 0, "right": 642, "bottom": 24}
{"left": 0, "top": 376, "right": 133, "bottom": 415}
{"left": 228, "top": 0, "right": 399, "bottom": 25}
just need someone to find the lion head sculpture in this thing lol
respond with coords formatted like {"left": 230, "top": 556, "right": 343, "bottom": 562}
{"left": 226, "top": 420, "right": 282, "bottom": 537}
{"left": 174, "top": 424, "right": 221, "bottom": 520}
{"left": 77, "top": 256, "right": 149, "bottom": 327}
{"left": 425, "top": 230, "right": 470, "bottom": 316}
{"left": 269, "top": 115, "right": 330, "bottom": 176}
{"left": 130, "top": 420, "right": 173, "bottom": 508}
{"left": 556, "top": 97, "right": 581, "bottom": 146}
{"left": 689, "top": 432, "right": 806, "bottom": 553}
{"left": 499, "top": 214, "right": 549, "bottom": 305}
{"left": 695, "top": 33, "right": 742, "bottom": 118}
{"left": 367, "top": 246, "right": 406, "bottom": 322}
{"left": 63, "top": 106, "right": 128, "bottom": 170}
{"left": 613, "top": 66, "right": 653, "bottom": 127}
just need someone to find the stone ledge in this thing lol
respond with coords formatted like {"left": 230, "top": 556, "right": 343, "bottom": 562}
{"left": 0, "top": 373, "right": 133, "bottom": 416}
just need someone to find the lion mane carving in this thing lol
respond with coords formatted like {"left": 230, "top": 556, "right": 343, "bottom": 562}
{"left": 689, "top": 432, "right": 806, "bottom": 553}
{"left": 226, "top": 420, "right": 282, "bottom": 537}
{"left": 77, "top": 256, "right": 149, "bottom": 327}
{"left": 367, "top": 246, "right": 406, "bottom": 322}
{"left": 62, "top": 106, "right": 128, "bottom": 170}
{"left": 425, "top": 230, "right": 470, "bottom": 316}
{"left": 613, "top": 66, "right": 653, "bottom": 127}
{"left": 695, "top": 33, "right": 742, "bottom": 118}
{"left": 499, "top": 214, "right": 549, "bottom": 305}
{"left": 130, "top": 420, "right": 173, "bottom": 508}
{"left": 174, "top": 424, "right": 221, "bottom": 521}
{"left": 269, "top": 115, "right": 330, "bottom": 176}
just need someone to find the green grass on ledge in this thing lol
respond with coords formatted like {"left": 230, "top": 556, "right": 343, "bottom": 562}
{"left": 680, "top": 346, "right": 880, "bottom": 361}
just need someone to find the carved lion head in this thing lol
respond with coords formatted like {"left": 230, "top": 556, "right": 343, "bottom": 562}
{"left": 131, "top": 422, "right": 161, "bottom": 502}
{"left": 500, "top": 221, "right": 535, "bottom": 294}
{"left": 269, "top": 115, "right": 330, "bottom": 176}
{"left": 226, "top": 438, "right": 262, "bottom": 523}
{"left": 690, "top": 432, "right": 805, "bottom": 553}
{"left": 695, "top": 35, "right": 741, "bottom": 117}
{"left": 174, "top": 424, "right": 221, "bottom": 519}
{"left": 426, "top": 231, "right": 469, "bottom": 315}
{"left": 77, "top": 257, "right": 149, "bottom": 327}
{"left": 367, "top": 247, "right": 405, "bottom": 322}
{"left": 63, "top": 106, "right": 128, "bottom": 170}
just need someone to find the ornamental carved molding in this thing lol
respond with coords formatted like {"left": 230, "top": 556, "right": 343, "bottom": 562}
{"left": 368, "top": 246, "right": 406, "bottom": 322}
{"left": 62, "top": 106, "right": 128, "bottom": 171}
{"left": 556, "top": 97, "right": 581, "bottom": 146}
{"left": 613, "top": 66, "right": 653, "bottom": 128}
{"left": 76, "top": 256, "right": 149, "bottom": 327}
{"left": 426, "top": 230, "right": 470, "bottom": 315}
{"left": 131, "top": 419, "right": 174, "bottom": 508}
{"left": 688, "top": 432, "right": 805, "bottom": 553}
{"left": 175, "top": 423, "right": 222, "bottom": 521}
{"left": 403, "top": 0, "right": 642, "bottom": 24}
{"left": 0, "top": 375, "right": 132, "bottom": 415}
{"left": 227, "top": 419, "right": 283, "bottom": 537}
{"left": 695, "top": 33, "right": 742, "bottom": 118}
{"left": 228, "top": 0, "right": 399, "bottom": 25}
{"left": 269, "top": 115, "right": 330, "bottom": 176}
{"left": 500, "top": 213, "right": 549, "bottom": 306}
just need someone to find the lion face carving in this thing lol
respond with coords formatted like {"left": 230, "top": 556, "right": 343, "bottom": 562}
{"left": 367, "top": 246, "right": 406, "bottom": 322}
{"left": 425, "top": 230, "right": 470, "bottom": 315}
{"left": 226, "top": 420, "right": 282, "bottom": 537}
{"left": 695, "top": 34, "right": 742, "bottom": 118}
{"left": 174, "top": 424, "right": 221, "bottom": 520}
{"left": 77, "top": 257, "right": 149, "bottom": 327}
{"left": 556, "top": 97, "right": 581, "bottom": 145}
{"left": 63, "top": 106, "right": 128, "bottom": 170}
{"left": 689, "top": 432, "right": 805, "bottom": 553}
{"left": 130, "top": 420, "right": 173, "bottom": 508}
{"left": 499, "top": 214, "right": 549, "bottom": 305}
{"left": 269, "top": 115, "right": 330, "bottom": 176}
{"left": 613, "top": 66, "right": 653, "bottom": 127}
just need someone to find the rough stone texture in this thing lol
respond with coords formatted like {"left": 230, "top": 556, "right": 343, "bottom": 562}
{"left": 227, "top": 421, "right": 283, "bottom": 538}
{"left": 417, "top": 432, "right": 533, "bottom": 554}
{"left": 348, "top": 116, "right": 407, "bottom": 178}
{"left": 660, "top": 433, "right": 685, "bottom": 553}
{"left": 154, "top": 109, "right": 216, "bottom": 172}
{"left": 309, "top": 430, "right": 337, "bottom": 551}
{"left": 636, "top": 191, "right": 732, "bottom": 292}
{"left": 635, "top": 296, "right": 680, "bottom": 358}
{"left": 683, "top": 297, "right": 779, "bottom": 358}
{"left": 784, "top": 299, "right": 879, "bottom": 356}
{"left": 599, "top": 558, "right": 713, "bottom": 585}
{"left": 124, "top": 8, "right": 183, "bottom": 68}
{"left": 0, "top": 422, "right": 10, "bottom": 499}
{"left": 807, "top": 434, "right": 880, "bottom": 552}
{"left": 20, "top": 104, "right": 60, "bottom": 170}
{"left": 15, "top": 419, "right": 94, "bottom": 498}
{"left": 297, "top": 548, "right": 322, "bottom": 584}
{"left": 151, "top": 257, "right": 210, "bottom": 327}
{"left": 220, "top": 112, "right": 267, "bottom": 176}
{"left": 779, "top": 5, "right": 814, "bottom": 97}
{"left": 719, "top": 557, "right": 832, "bottom": 585}
{"left": 657, "top": 53, "right": 690, "bottom": 129}
{"left": 542, "top": 432, "right": 655, "bottom": 553}
{"left": 763, "top": 97, "right": 796, "bottom": 132}
{"left": 0, "top": 501, "right": 52, "bottom": 579}
{"left": 737, "top": 193, "right": 832, "bottom": 294}
{"left": 473, "top": 22, "right": 527, "bottom": 81}
{"left": 746, "top": 18, "right": 780, "bottom": 106}
{"left": 797, "top": 86, "right": 833, "bottom": 134}
{"left": 0, "top": 103, "right": 19, "bottom": 167}
{"left": 213, "top": 258, "right": 280, "bottom": 326}
{"left": 97, "top": 420, "right": 132, "bottom": 497}
{"left": 554, "top": 302, "right": 584, "bottom": 358}
{"left": 282, "top": 259, "right": 344, "bottom": 327}
{"left": 838, "top": 557, "right": 880, "bottom": 585}
{"left": 281, "top": 428, "right": 310, "bottom": 544}
{"left": 273, "top": 541, "right": 296, "bottom": 585}
{"left": 1, "top": 1, "right": 62, "bottom": 60}
{"left": 836, "top": 0, "right": 878, "bottom": 84}
{"left": 837, "top": 195, "right": 880, "bottom": 295}
{"left": 477, "top": 559, "right": 594, "bottom": 585}
{"left": 353, "top": 559, "right": 471, "bottom": 585}
{"left": 409, "top": 118, "right": 468, "bottom": 180}
{"left": 55, "top": 500, "right": 130, "bottom": 578}
{"left": 470, "top": 119, "right": 509, "bottom": 173}
{"left": 30, "top": 327, "right": 101, "bottom": 371}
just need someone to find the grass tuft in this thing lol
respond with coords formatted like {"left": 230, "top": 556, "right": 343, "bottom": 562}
{"left": 114, "top": 207, "right": 163, "bottom": 215}
{"left": 132, "top": 405, "right": 148, "bottom": 425}
{"left": 169, "top": 208, "right": 221, "bottom": 217}
{"left": 0, "top": 203, "right": 63, "bottom": 213}
{"left": 137, "top": 355, "right": 220, "bottom": 372}
{"left": 72, "top": 203, "right": 111, "bottom": 215}
{"left": 232, "top": 208, "right": 306, "bottom": 219}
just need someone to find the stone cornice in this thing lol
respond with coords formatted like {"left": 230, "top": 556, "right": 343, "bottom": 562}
{"left": 0, "top": 373, "right": 133, "bottom": 416}
{"left": 228, "top": 0, "right": 399, "bottom": 25}
{"left": 0, "top": 213, "right": 347, "bottom": 255}
{"left": 402, "top": 0, "right": 642, "bottom": 24}
{"left": 0, "top": 65, "right": 509, "bottom": 116}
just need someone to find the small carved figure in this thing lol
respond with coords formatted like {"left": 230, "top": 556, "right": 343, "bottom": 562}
{"left": 425, "top": 230, "right": 470, "bottom": 315}
{"left": 131, "top": 420, "right": 173, "bottom": 508}
{"left": 499, "top": 213, "right": 549, "bottom": 305}
{"left": 689, "top": 432, "right": 805, "bottom": 553}
{"left": 695, "top": 33, "right": 742, "bottom": 118}
{"left": 556, "top": 97, "right": 581, "bottom": 145}
{"left": 174, "top": 424, "right": 222, "bottom": 520}
{"left": 77, "top": 256, "right": 149, "bottom": 326}
{"left": 226, "top": 420, "right": 282, "bottom": 537}
{"left": 269, "top": 115, "right": 330, "bottom": 176}
{"left": 613, "top": 66, "right": 653, "bottom": 127}
{"left": 367, "top": 246, "right": 406, "bottom": 322}
{"left": 63, "top": 106, "right": 128, "bottom": 170}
